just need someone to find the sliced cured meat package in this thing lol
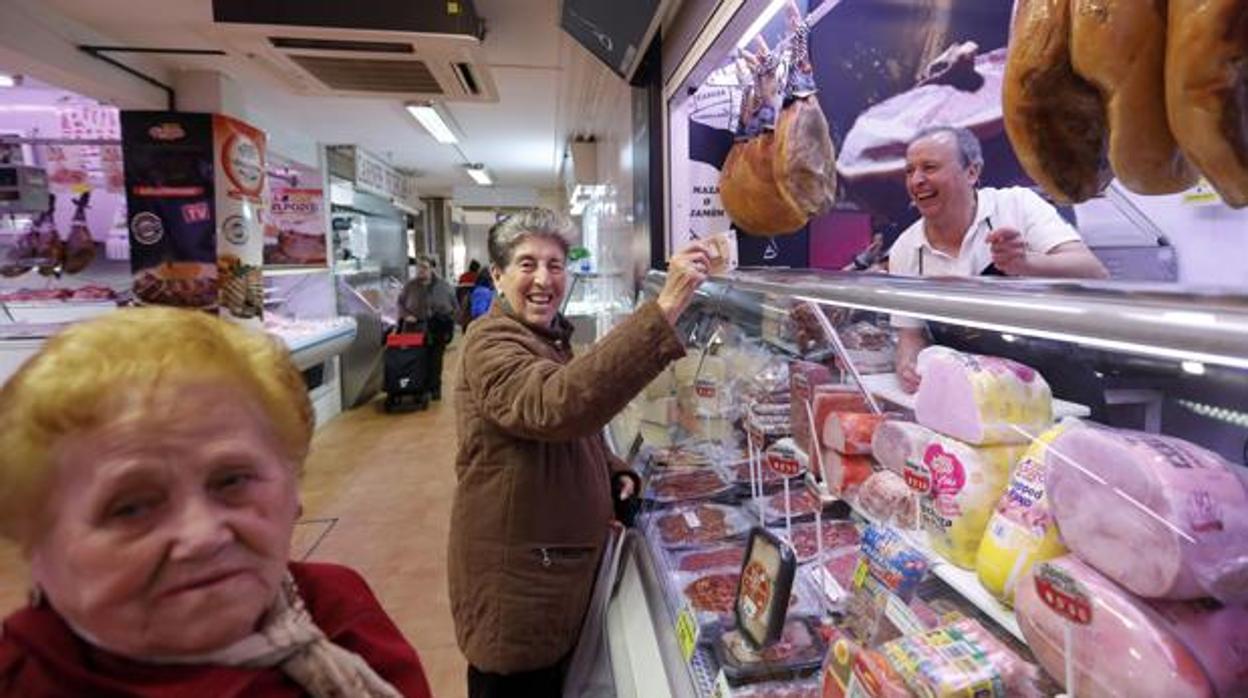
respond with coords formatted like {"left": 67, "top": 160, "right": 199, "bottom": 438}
{"left": 915, "top": 346, "right": 1053, "bottom": 445}
{"left": 1016, "top": 556, "right": 1248, "bottom": 698}
{"left": 646, "top": 468, "right": 735, "bottom": 503}
{"left": 782, "top": 519, "right": 861, "bottom": 562}
{"left": 977, "top": 421, "right": 1075, "bottom": 606}
{"left": 761, "top": 487, "right": 826, "bottom": 522}
{"left": 655, "top": 503, "right": 753, "bottom": 549}
{"left": 714, "top": 617, "right": 826, "bottom": 686}
{"left": 1046, "top": 423, "right": 1248, "bottom": 602}
{"left": 821, "top": 412, "right": 886, "bottom": 455}
{"left": 908, "top": 434, "right": 1026, "bottom": 570}
{"left": 871, "top": 420, "right": 937, "bottom": 476}
{"left": 670, "top": 543, "right": 747, "bottom": 573}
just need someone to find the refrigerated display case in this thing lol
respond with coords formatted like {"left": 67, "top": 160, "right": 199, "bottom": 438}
{"left": 599, "top": 269, "right": 1248, "bottom": 698}
{"left": 263, "top": 267, "right": 356, "bottom": 427}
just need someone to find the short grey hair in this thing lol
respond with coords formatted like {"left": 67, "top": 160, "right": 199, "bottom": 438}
{"left": 911, "top": 125, "right": 983, "bottom": 170}
{"left": 487, "top": 208, "right": 574, "bottom": 269}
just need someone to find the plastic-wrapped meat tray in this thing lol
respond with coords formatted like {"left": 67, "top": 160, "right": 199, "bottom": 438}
{"left": 652, "top": 503, "right": 753, "bottom": 549}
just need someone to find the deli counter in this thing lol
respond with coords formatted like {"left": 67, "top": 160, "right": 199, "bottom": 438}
{"left": 598, "top": 269, "right": 1248, "bottom": 698}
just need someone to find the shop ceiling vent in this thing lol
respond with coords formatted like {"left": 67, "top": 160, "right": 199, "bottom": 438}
{"left": 211, "top": 0, "right": 497, "bottom": 102}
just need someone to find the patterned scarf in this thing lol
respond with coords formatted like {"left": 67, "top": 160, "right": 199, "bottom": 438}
{"left": 138, "top": 574, "right": 401, "bottom": 697}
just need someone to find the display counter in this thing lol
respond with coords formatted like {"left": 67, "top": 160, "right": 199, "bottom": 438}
{"left": 601, "top": 269, "right": 1248, "bottom": 697}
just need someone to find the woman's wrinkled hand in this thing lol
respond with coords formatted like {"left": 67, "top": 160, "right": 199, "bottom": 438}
{"left": 657, "top": 242, "right": 711, "bottom": 326}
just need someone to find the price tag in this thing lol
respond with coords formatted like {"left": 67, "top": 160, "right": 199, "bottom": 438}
{"left": 712, "top": 669, "right": 733, "bottom": 698}
{"left": 683, "top": 511, "right": 702, "bottom": 529}
{"left": 1035, "top": 563, "right": 1093, "bottom": 625}
{"left": 674, "top": 603, "right": 700, "bottom": 662}
{"left": 852, "top": 558, "right": 869, "bottom": 591}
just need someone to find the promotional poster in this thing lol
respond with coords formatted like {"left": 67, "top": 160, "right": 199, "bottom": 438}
{"left": 121, "top": 111, "right": 266, "bottom": 323}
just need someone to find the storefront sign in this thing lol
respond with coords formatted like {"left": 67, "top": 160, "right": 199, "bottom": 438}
{"left": 352, "top": 146, "right": 418, "bottom": 208}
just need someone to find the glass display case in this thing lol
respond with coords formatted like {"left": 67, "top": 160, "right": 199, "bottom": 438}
{"left": 602, "top": 269, "right": 1248, "bottom": 698}
{"left": 563, "top": 271, "right": 636, "bottom": 350}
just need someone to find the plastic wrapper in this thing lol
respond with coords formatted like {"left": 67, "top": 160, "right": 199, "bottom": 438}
{"left": 855, "top": 470, "right": 921, "bottom": 530}
{"left": 714, "top": 617, "right": 827, "bottom": 687}
{"left": 871, "top": 420, "right": 937, "bottom": 476}
{"left": 724, "top": 459, "right": 801, "bottom": 489}
{"left": 977, "top": 421, "right": 1075, "bottom": 606}
{"left": 915, "top": 346, "right": 1053, "bottom": 446}
{"left": 728, "top": 676, "right": 821, "bottom": 698}
{"left": 817, "top": 450, "right": 875, "bottom": 499}
{"left": 653, "top": 503, "right": 754, "bottom": 549}
{"left": 821, "top": 412, "right": 887, "bottom": 455}
{"left": 649, "top": 442, "right": 716, "bottom": 469}
{"left": 843, "top": 526, "right": 930, "bottom": 645}
{"left": 906, "top": 433, "right": 1026, "bottom": 569}
{"left": 782, "top": 519, "right": 861, "bottom": 563}
{"left": 838, "top": 321, "right": 897, "bottom": 375}
{"left": 875, "top": 618, "right": 1045, "bottom": 697}
{"left": 668, "top": 542, "right": 747, "bottom": 573}
{"left": 759, "top": 487, "right": 826, "bottom": 523}
{"left": 646, "top": 468, "right": 735, "bottom": 504}
{"left": 791, "top": 361, "right": 836, "bottom": 455}
{"left": 679, "top": 569, "right": 813, "bottom": 626}
{"left": 1046, "top": 421, "right": 1248, "bottom": 603}
{"left": 1016, "top": 555, "right": 1248, "bottom": 698}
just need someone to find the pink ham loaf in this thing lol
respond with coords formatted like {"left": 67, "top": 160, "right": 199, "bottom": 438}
{"left": 871, "top": 420, "right": 937, "bottom": 476}
{"left": 822, "top": 412, "right": 887, "bottom": 455}
{"left": 1017, "top": 556, "right": 1248, "bottom": 698}
{"left": 914, "top": 346, "right": 1053, "bottom": 445}
{"left": 810, "top": 386, "right": 868, "bottom": 446}
{"left": 1046, "top": 423, "right": 1248, "bottom": 603}
{"left": 790, "top": 361, "right": 835, "bottom": 456}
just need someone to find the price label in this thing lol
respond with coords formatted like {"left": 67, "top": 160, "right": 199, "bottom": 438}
{"left": 675, "top": 604, "right": 700, "bottom": 662}
{"left": 1035, "top": 563, "right": 1093, "bottom": 625}
{"left": 712, "top": 669, "right": 733, "bottom": 698}
{"left": 852, "top": 558, "right": 869, "bottom": 591}
{"left": 683, "top": 511, "right": 702, "bottom": 529}
{"left": 766, "top": 452, "right": 802, "bottom": 477}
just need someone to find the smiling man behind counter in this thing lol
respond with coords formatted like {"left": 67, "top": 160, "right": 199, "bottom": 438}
{"left": 887, "top": 125, "right": 1109, "bottom": 392}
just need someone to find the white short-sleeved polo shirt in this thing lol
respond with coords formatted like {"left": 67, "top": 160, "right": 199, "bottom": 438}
{"left": 886, "top": 186, "right": 1082, "bottom": 327}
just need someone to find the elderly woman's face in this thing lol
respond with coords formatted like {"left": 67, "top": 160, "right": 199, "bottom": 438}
{"left": 494, "top": 236, "right": 567, "bottom": 328}
{"left": 28, "top": 381, "right": 300, "bottom": 657}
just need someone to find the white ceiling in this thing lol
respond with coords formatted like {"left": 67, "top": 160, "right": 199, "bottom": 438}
{"left": 10, "top": 0, "right": 627, "bottom": 196}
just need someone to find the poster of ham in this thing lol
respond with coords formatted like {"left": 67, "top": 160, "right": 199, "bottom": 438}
{"left": 266, "top": 187, "right": 327, "bottom": 266}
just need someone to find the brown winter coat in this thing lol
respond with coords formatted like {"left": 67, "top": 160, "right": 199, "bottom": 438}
{"left": 448, "top": 299, "right": 685, "bottom": 673}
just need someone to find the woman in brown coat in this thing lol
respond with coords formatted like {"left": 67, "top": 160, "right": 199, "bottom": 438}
{"left": 448, "top": 209, "right": 710, "bottom": 697}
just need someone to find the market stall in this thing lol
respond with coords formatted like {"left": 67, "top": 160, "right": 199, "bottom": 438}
{"left": 600, "top": 269, "right": 1248, "bottom": 697}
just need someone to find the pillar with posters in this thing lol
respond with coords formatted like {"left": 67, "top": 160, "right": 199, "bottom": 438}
{"left": 120, "top": 111, "right": 266, "bottom": 326}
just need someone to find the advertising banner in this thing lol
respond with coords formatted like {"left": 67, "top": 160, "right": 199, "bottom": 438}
{"left": 266, "top": 187, "right": 327, "bottom": 266}
{"left": 121, "top": 111, "right": 267, "bottom": 324}
{"left": 122, "top": 111, "right": 219, "bottom": 312}
{"left": 212, "top": 114, "right": 266, "bottom": 324}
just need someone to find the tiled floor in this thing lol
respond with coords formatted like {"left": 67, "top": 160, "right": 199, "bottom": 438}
{"left": 0, "top": 346, "right": 467, "bottom": 698}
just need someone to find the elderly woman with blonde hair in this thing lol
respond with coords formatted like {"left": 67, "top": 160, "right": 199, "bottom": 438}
{"left": 0, "top": 307, "right": 431, "bottom": 697}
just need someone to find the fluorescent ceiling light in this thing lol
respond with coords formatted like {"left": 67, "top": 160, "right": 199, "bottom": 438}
{"left": 406, "top": 103, "right": 457, "bottom": 144}
{"left": 465, "top": 165, "right": 492, "bottom": 186}
{"left": 736, "top": 0, "right": 787, "bottom": 50}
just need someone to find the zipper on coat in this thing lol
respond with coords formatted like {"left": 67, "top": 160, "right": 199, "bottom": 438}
{"left": 535, "top": 546, "right": 593, "bottom": 567}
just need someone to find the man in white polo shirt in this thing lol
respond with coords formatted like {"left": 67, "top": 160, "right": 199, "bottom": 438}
{"left": 888, "top": 126, "right": 1108, "bottom": 391}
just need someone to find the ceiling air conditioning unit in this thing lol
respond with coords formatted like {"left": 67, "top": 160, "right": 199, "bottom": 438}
{"left": 211, "top": 0, "right": 497, "bottom": 102}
